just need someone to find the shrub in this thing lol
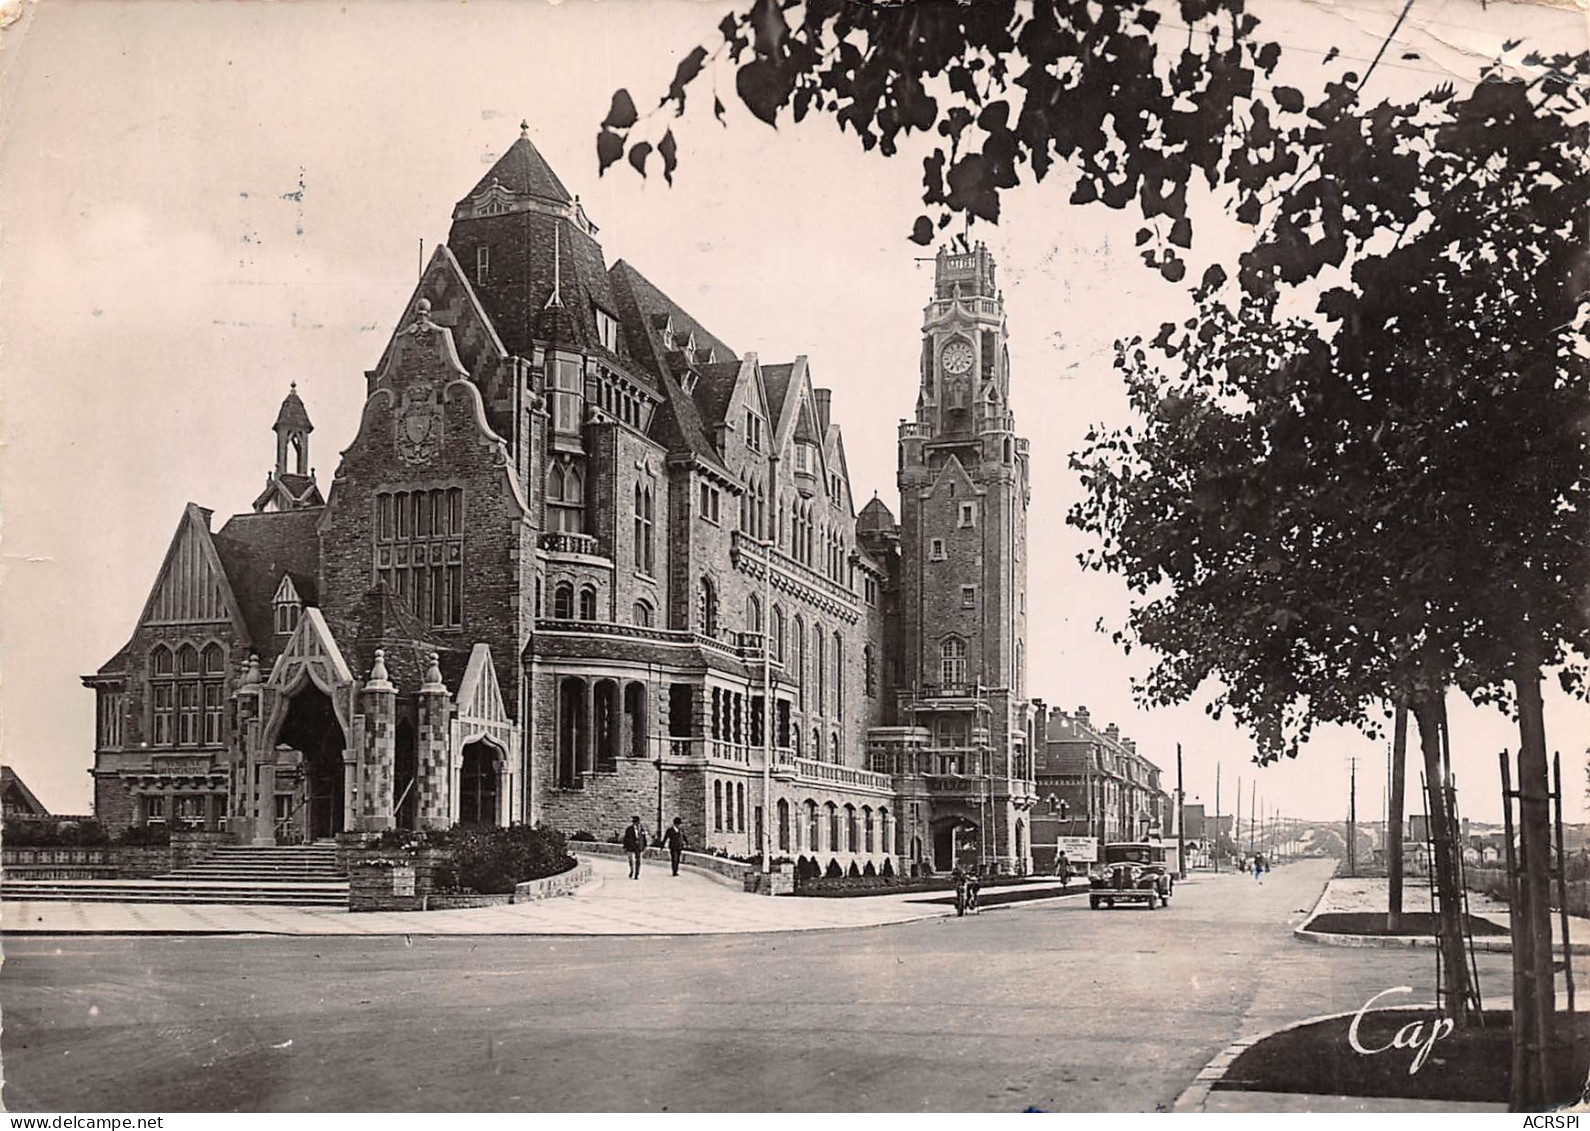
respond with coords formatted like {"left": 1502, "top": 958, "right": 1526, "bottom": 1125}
{"left": 863, "top": 861, "right": 877, "bottom": 877}
{"left": 4, "top": 819, "right": 111, "bottom": 847}
{"left": 449, "top": 824, "right": 573, "bottom": 894}
{"left": 114, "top": 824, "right": 170, "bottom": 847}
{"left": 825, "top": 859, "right": 844, "bottom": 879}
{"left": 882, "top": 859, "right": 895, "bottom": 877}
{"left": 847, "top": 861, "right": 862, "bottom": 877}
{"left": 569, "top": 830, "right": 597, "bottom": 843}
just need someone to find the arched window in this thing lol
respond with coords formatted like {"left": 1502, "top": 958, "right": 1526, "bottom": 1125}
{"left": 863, "top": 645, "right": 876, "bottom": 698}
{"left": 698, "top": 576, "right": 719, "bottom": 636}
{"left": 880, "top": 807, "right": 892, "bottom": 855}
{"left": 149, "top": 646, "right": 174, "bottom": 746}
{"left": 177, "top": 644, "right": 199, "bottom": 675}
{"left": 792, "top": 615, "right": 806, "bottom": 710}
{"left": 845, "top": 804, "right": 858, "bottom": 853}
{"left": 553, "top": 582, "right": 574, "bottom": 620}
{"left": 777, "top": 799, "right": 790, "bottom": 851}
{"left": 578, "top": 586, "right": 597, "bottom": 621}
{"left": 736, "top": 782, "right": 746, "bottom": 832}
{"left": 814, "top": 625, "right": 826, "bottom": 715}
{"left": 830, "top": 731, "right": 840, "bottom": 763}
{"left": 812, "top": 727, "right": 821, "bottom": 763}
{"left": 201, "top": 643, "right": 226, "bottom": 675}
{"left": 747, "top": 594, "right": 762, "bottom": 635}
{"left": 806, "top": 800, "right": 820, "bottom": 850}
{"left": 941, "top": 636, "right": 967, "bottom": 688}
{"left": 547, "top": 462, "right": 585, "bottom": 533}
{"left": 827, "top": 803, "right": 840, "bottom": 853}
{"left": 863, "top": 806, "right": 875, "bottom": 853}
{"left": 714, "top": 780, "right": 724, "bottom": 831}
{"left": 771, "top": 606, "right": 785, "bottom": 663}
{"left": 1016, "top": 640, "right": 1025, "bottom": 697}
{"left": 633, "top": 483, "right": 655, "bottom": 575}
{"left": 632, "top": 600, "right": 653, "bottom": 627}
{"left": 833, "top": 632, "right": 844, "bottom": 716}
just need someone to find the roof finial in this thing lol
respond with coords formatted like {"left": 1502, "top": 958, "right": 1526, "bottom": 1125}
{"left": 289, "top": 381, "right": 297, "bottom": 394}
{"left": 520, "top": 119, "right": 530, "bottom": 139}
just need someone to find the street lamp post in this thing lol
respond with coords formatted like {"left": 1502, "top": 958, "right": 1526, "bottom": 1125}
{"left": 760, "top": 533, "right": 774, "bottom": 879}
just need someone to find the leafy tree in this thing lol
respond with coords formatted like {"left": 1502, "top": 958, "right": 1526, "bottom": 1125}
{"left": 1070, "top": 60, "right": 1590, "bottom": 1100}
{"left": 598, "top": 0, "right": 1317, "bottom": 276}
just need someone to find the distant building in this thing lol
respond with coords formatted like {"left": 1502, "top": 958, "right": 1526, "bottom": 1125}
{"left": 1026, "top": 704, "right": 1169, "bottom": 870}
{"left": 1, "top": 766, "right": 50, "bottom": 820}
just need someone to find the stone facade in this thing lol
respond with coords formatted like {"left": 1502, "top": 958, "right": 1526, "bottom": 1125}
{"left": 82, "top": 128, "right": 1039, "bottom": 875}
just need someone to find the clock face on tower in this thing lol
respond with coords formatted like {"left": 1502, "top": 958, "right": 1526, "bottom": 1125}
{"left": 941, "top": 339, "right": 974, "bottom": 375}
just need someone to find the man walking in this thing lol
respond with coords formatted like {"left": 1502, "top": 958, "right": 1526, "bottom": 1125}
{"left": 623, "top": 814, "right": 647, "bottom": 880}
{"left": 1056, "top": 849, "right": 1071, "bottom": 889}
{"left": 662, "top": 817, "right": 688, "bottom": 876}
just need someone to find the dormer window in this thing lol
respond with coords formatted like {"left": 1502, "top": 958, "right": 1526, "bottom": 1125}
{"left": 595, "top": 307, "right": 619, "bottom": 353}
{"left": 273, "top": 575, "right": 302, "bottom": 635}
{"left": 476, "top": 245, "right": 490, "bottom": 284}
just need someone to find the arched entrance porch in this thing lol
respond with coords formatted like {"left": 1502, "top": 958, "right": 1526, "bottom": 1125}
{"left": 459, "top": 738, "right": 504, "bottom": 826}
{"left": 273, "top": 684, "right": 348, "bottom": 842}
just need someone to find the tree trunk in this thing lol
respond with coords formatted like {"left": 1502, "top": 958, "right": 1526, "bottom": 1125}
{"left": 1409, "top": 693, "right": 1478, "bottom": 1028}
{"left": 1512, "top": 648, "right": 1557, "bottom": 1110}
{"left": 1387, "top": 702, "right": 1407, "bottom": 934}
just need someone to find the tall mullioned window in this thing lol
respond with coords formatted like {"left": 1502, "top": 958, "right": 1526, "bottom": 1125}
{"left": 148, "top": 641, "right": 227, "bottom": 749}
{"left": 633, "top": 483, "right": 655, "bottom": 575}
{"left": 375, "top": 487, "right": 464, "bottom": 628}
{"left": 546, "top": 462, "right": 585, "bottom": 533}
{"left": 941, "top": 637, "right": 967, "bottom": 688}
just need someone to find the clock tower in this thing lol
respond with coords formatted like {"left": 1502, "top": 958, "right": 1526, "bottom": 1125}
{"left": 891, "top": 242, "right": 1035, "bottom": 874}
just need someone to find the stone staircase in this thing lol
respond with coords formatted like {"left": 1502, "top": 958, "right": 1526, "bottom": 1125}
{"left": 2, "top": 842, "right": 349, "bottom": 907}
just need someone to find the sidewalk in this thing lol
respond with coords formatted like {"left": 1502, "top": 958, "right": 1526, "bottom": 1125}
{"left": 1302, "top": 874, "right": 1590, "bottom": 953}
{"left": 0, "top": 854, "right": 1088, "bottom": 937}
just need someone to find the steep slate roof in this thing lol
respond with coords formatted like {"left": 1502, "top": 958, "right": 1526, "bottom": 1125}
{"left": 693, "top": 360, "right": 746, "bottom": 429}
{"left": 1, "top": 767, "right": 48, "bottom": 817}
{"left": 273, "top": 385, "right": 313, "bottom": 433}
{"left": 608, "top": 259, "right": 737, "bottom": 475}
{"left": 212, "top": 508, "right": 322, "bottom": 652}
{"left": 608, "top": 259, "right": 737, "bottom": 368}
{"left": 761, "top": 363, "right": 795, "bottom": 432}
{"left": 462, "top": 135, "right": 573, "bottom": 205}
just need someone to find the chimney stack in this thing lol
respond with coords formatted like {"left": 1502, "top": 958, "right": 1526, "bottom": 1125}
{"left": 1105, "top": 723, "right": 1120, "bottom": 742}
{"left": 814, "top": 388, "right": 832, "bottom": 432}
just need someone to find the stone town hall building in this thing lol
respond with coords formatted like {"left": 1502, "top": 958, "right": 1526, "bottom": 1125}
{"left": 83, "top": 129, "right": 1039, "bottom": 875}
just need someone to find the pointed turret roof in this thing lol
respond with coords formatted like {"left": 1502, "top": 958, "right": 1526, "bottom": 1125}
{"left": 461, "top": 128, "right": 573, "bottom": 207}
{"left": 273, "top": 383, "right": 312, "bottom": 433}
{"left": 858, "top": 493, "right": 896, "bottom": 534}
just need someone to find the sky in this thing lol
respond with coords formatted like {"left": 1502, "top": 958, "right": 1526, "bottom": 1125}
{"left": 2, "top": 0, "right": 1586, "bottom": 825}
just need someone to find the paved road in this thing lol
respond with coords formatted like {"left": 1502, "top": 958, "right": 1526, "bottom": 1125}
{"left": 0, "top": 859, "right": 1513, "bottom": 1112}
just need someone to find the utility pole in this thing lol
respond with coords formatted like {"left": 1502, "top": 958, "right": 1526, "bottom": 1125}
{"left": 1249, "top": 788, "right": 1256, "bottom": 857}
{"left": 1349, "top": 756, "right": 1359, "bottom": 878}
{"left": 1235, "top": 776, "right": 1243, "bottom": 864}
{"left": 1214, "top": 763, "right": 1221, "bottom": 873}
{"left": 1176, "top": 744, "right": 1186, "bottom": 881}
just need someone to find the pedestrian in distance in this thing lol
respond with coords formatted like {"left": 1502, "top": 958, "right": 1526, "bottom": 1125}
{"left": 1056, "top": 850, "right": 1070, "bottom": 889}
{"left": 662, "top": 817, "right": 688, "bottom": 876}
{"left": 623, "top": 814, "right": 647, "bottom": 880}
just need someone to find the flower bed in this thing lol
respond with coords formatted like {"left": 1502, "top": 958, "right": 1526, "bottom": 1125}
{"left": 346, "top": 825, "right": 576, "bottom": 911}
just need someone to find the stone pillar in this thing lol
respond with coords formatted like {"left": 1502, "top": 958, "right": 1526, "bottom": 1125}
{"left": 360, "top": 648, "right": 397, "bottom": 831}
{"left": 582, "top": 685, "right": 597, "bottom": 775}
{"left": 417, "top": 652, "right": 452, "bottom": 829}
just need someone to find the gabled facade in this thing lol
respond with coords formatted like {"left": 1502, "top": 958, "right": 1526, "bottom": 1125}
{"left": 82, "top": 129, "right": 1040, "bottom": 874}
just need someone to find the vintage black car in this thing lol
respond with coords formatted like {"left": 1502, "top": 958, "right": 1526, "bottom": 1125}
{"left": 1088, "top": 841, "right": 1175, "bottom": 909}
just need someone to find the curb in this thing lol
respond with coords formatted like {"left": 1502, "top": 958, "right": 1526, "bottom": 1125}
{"left": 1171, "top": 1003, "right": 1438, "bottom": 1112}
